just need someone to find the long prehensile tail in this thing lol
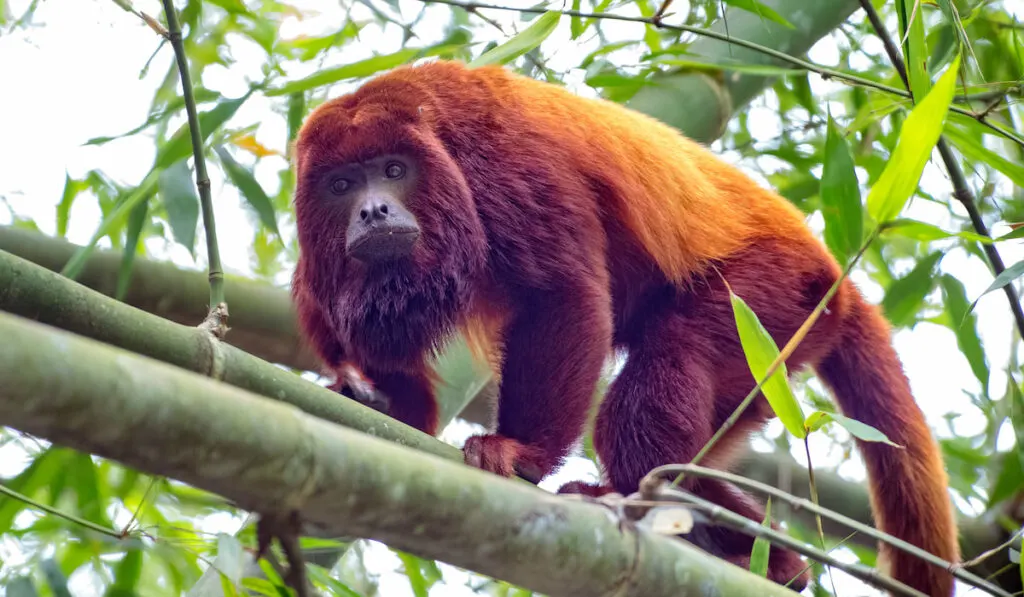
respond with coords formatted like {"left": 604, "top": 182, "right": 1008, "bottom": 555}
{"left": 816, "top": 292, "right": 960, "bottom": 596}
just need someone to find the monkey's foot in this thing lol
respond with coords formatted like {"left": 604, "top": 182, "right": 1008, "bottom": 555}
{"left": 330, "top": 364, "right": 390, "bottom": 415}
{"left": 255, "top": 510, "right": 310, "bottom": 597}
{"left": 463, "top": 434, "right": 547, "bottom": 482}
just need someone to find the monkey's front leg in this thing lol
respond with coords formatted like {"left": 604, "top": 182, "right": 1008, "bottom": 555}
{"left": 464, "top": 286, "right": 612, "bottom": 483}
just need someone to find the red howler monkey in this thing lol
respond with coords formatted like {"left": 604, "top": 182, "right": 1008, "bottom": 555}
{"left": 290, "top": 60, "right": 959, "bottom": 595}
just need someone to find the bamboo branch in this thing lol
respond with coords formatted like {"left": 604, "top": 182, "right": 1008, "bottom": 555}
{"left": 0, "top": 311, "right": 803, "bottom": 597}
{"left": 0, "top": 225, "right": 317, "bottom": 371}
{"left": 0, "top": 248, "right": 459, "bottom": 461}
{"left": 159, "top": 0, "right": 228, "bottom": 337}
{"left": 856, "top": 0, "right": 1024, "bottom": 340}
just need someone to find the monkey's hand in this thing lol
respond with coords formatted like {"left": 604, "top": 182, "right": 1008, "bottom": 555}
{"left": 254, "top": 510, "right": 309, "bottom": 597}
{"left": 463, "top": 433, "right": 549, "bottom": 483}
{"left": 329, "top": 363, "right": 391, "bottom": 415}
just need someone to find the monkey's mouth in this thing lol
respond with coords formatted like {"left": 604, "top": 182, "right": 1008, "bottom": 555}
{"left": 346, "top": 225, "right": 421, "bottom": 263}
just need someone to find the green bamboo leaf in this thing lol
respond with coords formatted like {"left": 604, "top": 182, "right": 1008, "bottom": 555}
{"left": 897, "top": 0, "right": 931, "bottom": 100}
{"left": 40, "top": 559, "right": 72, "bottom": 597}
{"left": 214, "top": 146, "right": 281, "bottom": 238}
{"left": 305, "top": 565, "right": 362, "bottom": 597}
{"left": 939, "top": 275, "right": 989, "bottom": 394}
{"left": 84, "top": 89, "right": 224, "bottom": 147}
{"left": 723, "top": 0, "right": 794, "bottom": 28}
{"left": 968, "top": 259, "right": 1024, "bottom": 315}
{"left": 61, "top": 171, "right": 159, "bottom": 280}
{"left": 158, "top": 160, "right": 199, "bottom": 256}
{"left": 996, "top": 226, "right": 1024, "bottom": 242}
{"left": 286, "top": 92, "right": 305, "bottom": 145}
{"left": 570, "top": 0, "right": 583, "bottom": 39}
{"left": 267, "top": 49, "right": 419, "bottom": 96}
{"left": 655, "top": 57, "right": 800, "bottom": 76}
{"left": 749, "top": 498, "right": 772, "bottom": 577}
{"left": 116, "top": 196, "right": 150, "bottom": 301}
{"left": 205, "top": 0, "right": 250, "bottom": 14}
{"left": 881, "top": 251, "right": 943, "bottom": 328}
{"left": 820, "top": 115, "right": 863, "bottom": 265}
{"left": 884, "top": 218, "right": 992, "bottom": 244}
{"left": 105, "top": 548, "right": 144, "bottom": 597}
{"left": 866, "top": 54, "right": 961, "bottom": 223}
{"left": 0, "top": 449, "right": 63, "bottom": 533}
{"left": 186, "top": 534, "right": 246, "bottom": 597}
{"left": 804, "top": 411, "right": 902, "bottom": 447}
{"left": 942, "top": 124, "right": 1024, "bottom": 189}
{"left": 729, "top": 289, "right": 805, "bottom": 438}
{"left": 56, "top": 173, "right": 87, "bottom": 238}
{"left": 397, "top": 551, "right": 430, "bottom": 597}
{"left": 470, "top": 12, "right": 561, "bottom": 67}
{"left": 154, "top": 94, "right": 251, "bottom": 171}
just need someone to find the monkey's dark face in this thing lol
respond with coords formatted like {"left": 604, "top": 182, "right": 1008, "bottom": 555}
{"left": 320, "top": 153, "right": 421, "bottom": 264}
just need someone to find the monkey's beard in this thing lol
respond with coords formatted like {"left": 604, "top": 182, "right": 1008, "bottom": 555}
{"left": 331, "top": 237, "right": 483, "bottom": 371}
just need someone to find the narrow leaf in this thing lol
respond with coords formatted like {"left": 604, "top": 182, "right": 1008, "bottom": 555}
{"left": 215, "top": 147, "right": 281, "bottom": 237}
{"left": 884, "top": 218, "right": 992, "bottom": 244}
{"left": 158, "top": 160, "right": 199, "bottom": 256}
{"left": 968, "top": 259, "right": 1024, "bottom": 315}
{"left": 470, "top": 12, "right": 561, "bottom": 67}
{"left": 804, "top": 411, "right": 902, "bottom": 447}
{"left": 942, "top": 124, "right": 1024, "bottom": 189}
{"left": 866, "top": 54, "right": 961, "bottom": 223}
{"left": 267, "top": 49, "right": 418, "bottom": 96}
{"left": 898, "top": 0, "right": 931, "bottom": 100}
{"left": 105, "top": 548, "right": 144, "bottom": 596}
{"left": 57, "top": 173, "right": 87, "bottom": 238}
{"left": 61, "top": 171, "right": 158, "bottom": 280}
{"left": 749, "top": 498, "right": 772, "bottom": 577}
{"left": 655, "top": 58, "right": 801, "bottom": 76}
{"left": 730, "top": 289, "right": 806, "bottom": 438}
{"left": 939, "top": 275, "right": 989, "bottom": 393}
{"left": 723, "top": 0, "right": 794, "bottom": 28}
{"left": 820, "top": 115, "right": 863, "bottom": 265}
{"left": 116, "top": 196, "right": 150, "bottom": 302}
{"left": 881, "top": 251, "right": 943, "bottom": 328}
{"left": 286, "top": 92, "right": 305, "bottom": 145}
{"left": 40, "top": 559, "right": 72, "bottom": 597}
{"left": 154, "top": 94, "right": 250, "bottom": 171}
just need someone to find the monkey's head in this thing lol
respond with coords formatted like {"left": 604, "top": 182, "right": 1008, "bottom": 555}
{"left": 291, "top": 70, "right": 488, "bottom": 365}
{"left": 322, "top": 151, "right": 422, "bottom": 264}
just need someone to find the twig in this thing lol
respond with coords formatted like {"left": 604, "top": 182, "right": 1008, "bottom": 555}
{"left": 417, "top": 0, "right": 1024, "bottom": 149}
{"left": 0, "top": 482, "right": 125, "bottom": 539}
{"left": 959, "top": 527, "right": 1024, "bottom": 570}
{"left": 857, "top": 0, "right": 1024, "bottom": 341}
{"left": 643, "top": 463, "right": 1012, "bottom": 597}
{"left": 649, "top": 483, "right": 927, "bottom": 597}
{"left": 159, "top": 0, "right": 229, "bottom": 338}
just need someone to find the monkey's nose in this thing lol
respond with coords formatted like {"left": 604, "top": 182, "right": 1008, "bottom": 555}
{"left": 358, "top": 200, "right": 392, "bottom": 223}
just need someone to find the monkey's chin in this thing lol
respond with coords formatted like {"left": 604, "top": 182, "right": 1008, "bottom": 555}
{"left": 346, "top": 228, "right": 420, "bottom": 263}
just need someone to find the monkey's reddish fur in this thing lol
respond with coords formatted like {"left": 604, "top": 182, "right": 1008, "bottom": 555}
{"left": 291, "top": 60, "right": 959, "bottom": 595}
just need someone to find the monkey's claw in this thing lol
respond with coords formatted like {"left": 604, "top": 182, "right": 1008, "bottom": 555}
{"left": 255, "top": 510, "right": 309, "bottom": 597}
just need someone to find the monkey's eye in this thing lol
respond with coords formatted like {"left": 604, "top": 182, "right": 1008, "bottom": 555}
{"left": 384, "top": 162, "right": 406, "bottom": 179}
{"left": 329, "top": 178, "right": 351, "bottom": 195}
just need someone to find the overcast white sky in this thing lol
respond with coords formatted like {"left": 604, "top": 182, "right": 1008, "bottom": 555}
{"left": 1, "top": 0, "right": 1023, "bottom": 595}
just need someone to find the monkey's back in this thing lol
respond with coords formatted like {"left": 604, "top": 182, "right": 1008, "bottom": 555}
{"left": 390, "top": 60, "right": 826, "bottom": 282}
